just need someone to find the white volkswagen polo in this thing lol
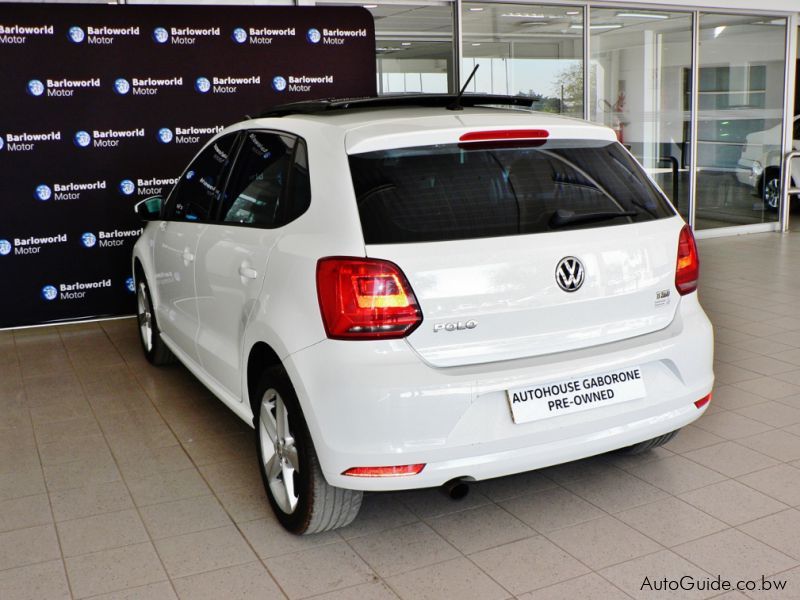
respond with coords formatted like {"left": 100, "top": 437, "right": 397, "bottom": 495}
{"left": 132, "top": 95, "right": 714, "bottom": 534}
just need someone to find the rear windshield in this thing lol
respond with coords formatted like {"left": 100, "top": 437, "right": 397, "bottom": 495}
{"left": 349, "top": 139, "right": 675, "bottom": 244}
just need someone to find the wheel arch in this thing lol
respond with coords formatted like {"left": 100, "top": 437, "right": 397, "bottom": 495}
{"left": 246, "top": 341, "right": 284, "bottom": 425}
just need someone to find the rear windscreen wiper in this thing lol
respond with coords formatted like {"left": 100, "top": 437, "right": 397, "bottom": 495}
{"left": 549, "top": 208, "right": 638, "bottom": 229}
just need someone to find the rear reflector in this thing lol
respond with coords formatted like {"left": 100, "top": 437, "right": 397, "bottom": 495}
{"left": 317, "top": 257, "right": 422, "bottom": 340}
{"left": 459, "top": 129, "right": 549, "bottom": 142}
{"left": 694, "top": 393, "right": 712, "bottom": 409}
{"left": 675, "top": 224, "right": 700, "bottom": 295}
{"left": 343, "top": 464, "right": 426, "bottom": 477}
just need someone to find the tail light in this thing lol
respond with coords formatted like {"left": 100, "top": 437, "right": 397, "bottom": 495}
{"left": 316, "top": 257, "right": 422, "bottom": 340}
{"left": 675, "top": 224, "right": 699, "bottom": 295}
{"left": 459, "top": 129, "right": 549, "bottom": 142}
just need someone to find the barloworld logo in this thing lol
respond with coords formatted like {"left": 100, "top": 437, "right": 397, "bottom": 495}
{"left": 42, "top": 279, "right": 112, "bottom": 300}
{"left": 114, "top": 78, "right": 130, "bottom": 95}
{"left": 157, "top": 128, "right": 173, "bottom": 144}
{"left": 0, "top": 136, "right": 4, "bottom": 151}
{"left": 0, "top": 239, "right": 11, "bottom": 256}
{"left": 153, "top": 27, "right": 169, "bottom": 44}
{"left": 74, "top": 131, "right": 92, "bottom": 147}
{"left": 81, "top": 232, "right": 97, "bottom": 248}
{"left": 195, "top": 77, "right": 211, "bottom": 93}
{"left": 27, "top": 79, "right": 45, "bottom": 96}
{"left": 42, "top": 285, "right": 58, "bottom": 301}
{"left": 4, "top": 130, "right": 60, "bottom": 152}
{"left": 0, "top": 24, "right": 54, "bottom": 45}
{"left": 159, "top": 125, "right": 223, "bottom": 144}
{"left": 307, "top": 28, "right": 321, "bottom": 44}
{"left": 34, "top": 184, "right": 52, "bottom": 201}
{"left": 119, "top": 179, "right": 135, "bottom": 195}
{"left": 232, "top": 27, "right": 247, "bottom": 43}
{"left": 272, "top": 76, "right": 287, "bottom": 92}
{"left": 10, "top": 233, "right": 68, "bottom": 256}
{"left": 67, "top": 26, "right": 85, "bottom": 43}
{"left": 125, "top": 277, "right": 135, "bottom": 293}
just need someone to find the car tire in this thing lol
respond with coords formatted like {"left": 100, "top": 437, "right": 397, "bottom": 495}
{"left": 615, "top": 429, "right": 680, "bottom": 455}
{"left": 763, "top": 173, "right": 781, "bottom": 212}
{"left": 254, "top": 367, "right": 362, "bottom": 534}
{"left": 135, "top": 276, "right": 176, "bottom": 366}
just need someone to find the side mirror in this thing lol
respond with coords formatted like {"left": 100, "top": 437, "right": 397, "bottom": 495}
{"left": 134, "top": 196, "right": 163, "bottom": 221}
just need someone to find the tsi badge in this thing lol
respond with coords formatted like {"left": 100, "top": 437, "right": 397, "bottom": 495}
{"left": 67, "top": 26, "right": 85, "bottom": 43}
{"left": 41, "top": 285, "right": 58, "bottom": 301}
{"left": 81, "top": 232, "right": 97, "bottom": 248}
{"left": 34, "top": 184, "right": 52, "bottom": 201}
{"left": 433, "top": 320, "right": 478, "bottom": 333}
{"left": 307, "top": 28, "right": 321, "bottom": 44}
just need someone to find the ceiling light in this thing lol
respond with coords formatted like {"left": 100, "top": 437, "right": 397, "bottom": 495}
{"left": 616, "top": 12, "right": 669, "bottom": 19}
{"left": 566, "top": 11, "right": 580, "bottom": 16}
{"left": 472, "top": 42, "right": 481, "bottom": 46}
{"left": 469, "top": 7, "right": 485, "bottom": 12}
{"left": 401, "top": 42, "right": 411, "bottom": 46}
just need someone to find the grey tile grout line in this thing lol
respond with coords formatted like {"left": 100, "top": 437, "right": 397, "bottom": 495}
{"left": 57, "top": 323, "right": 180, "bottom": 600}
{"left": 101, "top": 320, "right": 294, "bottom": 600}
{"left": 19, "top": 327, "right": 76, "bottom": 600}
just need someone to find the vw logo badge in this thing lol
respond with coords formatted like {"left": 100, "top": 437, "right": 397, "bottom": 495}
{"left": 555, "top": 256, "right": 585, "bottom": 292}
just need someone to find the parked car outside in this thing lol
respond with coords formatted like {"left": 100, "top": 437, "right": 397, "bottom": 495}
{"left": 736, "top": 114, "right": 800, "bottom": 211}
{"left": 132, "top": 95, "right": 714, "bottom": 534}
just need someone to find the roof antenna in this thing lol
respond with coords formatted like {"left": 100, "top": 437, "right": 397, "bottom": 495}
{"left": 447, "top": 64, "right": 479, "bottom": 111}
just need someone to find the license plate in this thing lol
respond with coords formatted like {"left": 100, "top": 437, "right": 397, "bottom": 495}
{"left": 507, "top": 366, "right": 646, "bottom": 424}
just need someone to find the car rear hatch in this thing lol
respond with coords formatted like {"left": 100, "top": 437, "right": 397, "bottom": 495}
{"left": 346, "top": 118, "right": 684, "bottom": 367}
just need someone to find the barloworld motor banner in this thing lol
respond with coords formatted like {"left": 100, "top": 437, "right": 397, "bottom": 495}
{"left": 0, "top": 3, "right": 375, "bottom": 328}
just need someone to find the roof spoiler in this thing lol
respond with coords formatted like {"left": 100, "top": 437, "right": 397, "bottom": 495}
{"left": 258, "top": 94, "right": 537, "bottom": 118}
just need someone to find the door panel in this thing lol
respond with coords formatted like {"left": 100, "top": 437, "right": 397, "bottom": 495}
{"left": 196, "top": 131, "right": 299, "bottom": 397}
{"left": 153, "top": 132, "right": 240, "bottom": 362}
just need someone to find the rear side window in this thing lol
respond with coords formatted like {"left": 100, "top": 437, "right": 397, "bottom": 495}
{"left": 220, "top": 132, "right": 295, "bottom": 227}
{"left": 349, "top": 139, "right": 675, "bottom": 244}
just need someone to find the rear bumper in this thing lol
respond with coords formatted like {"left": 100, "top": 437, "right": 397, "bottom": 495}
{"left": 284, "top": 293, "right": 714, "bottom": 491}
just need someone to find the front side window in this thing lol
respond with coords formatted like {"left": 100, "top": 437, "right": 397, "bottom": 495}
{"left": 349, "top": 139, "right": 676, "bottom": 244}
{"left": 166, "top": 133, "right": 239, "bottom": 222}
{"left": 220, "top": 132, "right": 295, "bottom": 227}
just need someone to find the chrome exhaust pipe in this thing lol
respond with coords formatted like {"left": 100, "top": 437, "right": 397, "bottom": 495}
{"left": 442, "top": 478, "right": 470, "bottom": 500}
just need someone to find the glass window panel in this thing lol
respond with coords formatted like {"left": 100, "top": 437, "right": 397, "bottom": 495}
{"left": 308, "top": 1, "right": 454, "bottom": 94}
{"left": 696, "top": 14, "right": 787, "bottom": 229}
{"left": 589, "top": 10, "right": 692, "bottom": 221}
{"left": 462, "top": 3, "right": 584, "bottom": 118}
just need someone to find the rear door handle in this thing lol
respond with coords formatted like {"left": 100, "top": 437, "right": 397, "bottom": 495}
{"left": 239, "top": 265, "right": 258, "bottom": 280}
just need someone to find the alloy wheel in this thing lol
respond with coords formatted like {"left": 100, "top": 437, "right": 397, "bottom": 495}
{"left": 136, "top": 282, "right": 153, "bottom": 352}
{"left": 259, "top": 388, "right": 300, "bottom": 514}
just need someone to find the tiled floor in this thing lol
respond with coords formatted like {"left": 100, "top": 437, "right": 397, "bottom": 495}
{"left": 2, "top": 231, "right": 800, "bottom": 599}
